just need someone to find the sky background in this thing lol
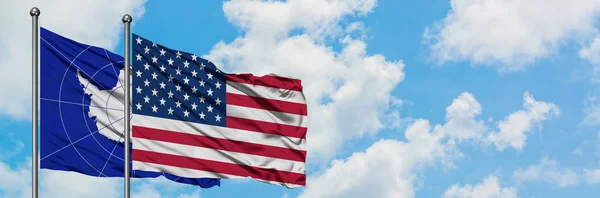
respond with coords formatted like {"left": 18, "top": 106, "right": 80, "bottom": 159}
{"left": 1, "top": 0, "right": 600, "bottom": 197}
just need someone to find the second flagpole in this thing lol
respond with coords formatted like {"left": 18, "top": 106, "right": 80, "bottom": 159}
{"left": 122, "top": 14, "right": 132, "bottom": 198}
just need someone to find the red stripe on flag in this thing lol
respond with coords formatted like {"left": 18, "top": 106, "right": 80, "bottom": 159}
{"left": 226, "top": 93, "right": 307, "bottom": 116}
{"left": 226, "top": 74, "right": 302, "bottom": 91}
{"left": 133, "top": 149, "right": 306, "bottom": 186}
{"left": 226, "top": 116, "right": 307, "bottom": 139}
{"left": 132, "top": 125, "right": 307, "bottom": 162}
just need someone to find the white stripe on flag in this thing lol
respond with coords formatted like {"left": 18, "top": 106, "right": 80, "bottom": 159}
{"left": 131, "top": 114, "right": 306, "bottom": 150}
{"left": 225, "top": 104, "right": 307, "bottom": 127}
{"left": 225, "top": 82, "right": 306, "bottom": 104}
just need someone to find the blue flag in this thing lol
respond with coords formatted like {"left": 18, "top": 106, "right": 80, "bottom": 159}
{"left": 39, "top": 27, "right": 220, "bottom": 188}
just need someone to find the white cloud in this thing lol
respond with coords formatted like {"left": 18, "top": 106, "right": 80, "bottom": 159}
{"left": 132, "top": 184, "right": 162, "bottom": 198}
{"left": 441, "top": 92, "right": 486, "bottom": 142}
{"left": 299, "top": 91, "right": 556, "bottom": 198}
{"left": 580, "top": 35, "right": 600, "bottom": 70}
{"left": 220, "top": 0, "right": 377, "bottom": 41}
{"left": 175, "top": 190, "right": 202, "bottom": 198}
{"left": 582, "top": 95, "right": 600, "bottom": 126}
{"left": 424, "top": 0, "right": 600, "bottom": 72}
{"left": 40, "top": 170, "right": 121, "bottom": 198}
{"left": 297, "top": 121, "right": 447, "bottom": 198}
{"left": 0, "top": 0, "right": 146, "bottom": 119}
{"left": 0, "top": 158, "right": 32, "bottom": 198}
{"left": 132, "top": 177, "right": 203, "bottom": 198}
{"left": 582, "top": 132, "right": 600, "bottom": 184}
{"left": 583, "top": 168, "right": 600, "bottom": 184}
{"left": 207, "top": 0, "right": 404, "bottom": 160}
{"left": 443, "top": 175, "right": 518, "bottom": 198}
{"left": 0, "top": 157, "right": 121, "bottom": 198}
{"left": 485, "top": 92, "right": 560, "bottom": 151}
{"left": 297, "top": 92, "right": 482, "bottom": 198}
{"left": 512, "top": 158, "right": 579, "bottom": 187}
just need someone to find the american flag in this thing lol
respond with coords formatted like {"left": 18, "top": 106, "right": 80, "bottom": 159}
{"left": 130, "top": 34, "right": 307, "bottom": 188}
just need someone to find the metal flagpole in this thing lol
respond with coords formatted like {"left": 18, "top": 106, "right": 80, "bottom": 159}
{"left": 30, "top": 7, "right": 40, "bottom": 198}
{"left": 122, "top": 14, "right": 132, "bottom": 198}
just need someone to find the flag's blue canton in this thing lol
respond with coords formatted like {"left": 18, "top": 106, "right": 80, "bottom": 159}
{"left": 132, "top": 34, "right": 227, "bottom": 127}
{"left": 39, "top": 27, "right": 219, "bottom": 188}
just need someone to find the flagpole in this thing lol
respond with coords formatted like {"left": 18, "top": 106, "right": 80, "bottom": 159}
{"left": 30, "top": 7, "right": 40, "bottom": 198}
{"left": 122, "top": 14, "right": 132, "bottom": 198}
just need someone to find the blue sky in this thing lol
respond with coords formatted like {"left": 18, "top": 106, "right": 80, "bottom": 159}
{"left": 2, "top": 0, "right": 600, "bottom": 197}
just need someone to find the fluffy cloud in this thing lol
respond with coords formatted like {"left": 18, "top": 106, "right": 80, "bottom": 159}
{"left": 441, "top": 92, "right": 486, "bottom": 142}
{"left": 424, "top": 0, "right": 600, "bottom": 72}
{"left": 297, "top": 92, "right": 482, "bottom": 198}
{"left": 579, "top": 133, "right": 600, "bottom": 184}
{"left": 512, "top": 158, "right": 579, "bottom": 187}
{"left": 298, "top": 92, "right": 557, "bottom": 198}
{"left": 443, "top": 176, "right": 518, "bottom": 198}
{"left": 0, "top": 0, "right": 146, "bottom": 119}
{"left": 580, "top": 35, "right": 600, "bottom": 70}
{"left": 40, "top": 170, "right": 121, "bottom": 198}
{"left": 0, "top": 157, "right": 121, "bottom": 198}
{"left": 132, "top": 177, "right": 203, "bottom": 198}
{"left": 431, "top": 91, "right": 559, "bottom": 152}
{"left": 206, "top": 0, "right": 404, "bottom": 160}
{"left": 582, "top": 95, "right": 600, "bottom": 126}
{"left": 485, "top": 92, "right": 560, "bottom": 151}
{"left": 583, "top": 168, "right": 600, "bottom": 184}
{"left": 219, "top": 0, "right": 377, "bottom": 39}
{"left": 0, "top": 158, "right": 31, "bottom": 198}
{"left": 297, "top": 121, "right": 447, "bottom": 198}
